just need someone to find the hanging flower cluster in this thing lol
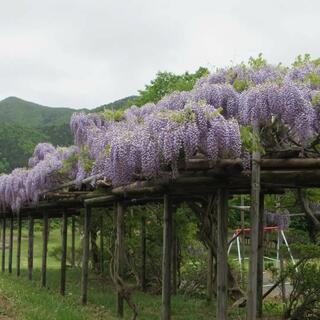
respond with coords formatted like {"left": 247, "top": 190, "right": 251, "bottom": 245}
{"left": 0, "top": 59, "right": 319, "bottom": 211}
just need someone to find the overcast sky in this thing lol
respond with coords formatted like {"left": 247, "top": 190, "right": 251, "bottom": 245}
{"left": 0, "top": 0, "right": 319, "bottom": 109}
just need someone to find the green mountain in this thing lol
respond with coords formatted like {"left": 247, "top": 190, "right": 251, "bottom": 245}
{"left": 0, "top": 95, "right": 136, "bottom": 173}
{"left": 0, "top": 97, "right": 76, "bottom": 128}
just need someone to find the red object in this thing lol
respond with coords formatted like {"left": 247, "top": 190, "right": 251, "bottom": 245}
{"left": 234, "top": 226, "right": 279, "bottom": 236}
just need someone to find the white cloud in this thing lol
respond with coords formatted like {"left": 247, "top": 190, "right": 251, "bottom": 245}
{"left": 0, "top": 0, "right": 319, "bottom": 108}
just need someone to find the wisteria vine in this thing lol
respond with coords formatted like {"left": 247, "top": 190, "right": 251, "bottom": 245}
{"left": 0, "top": 59, "right": 320, "bottom": 212}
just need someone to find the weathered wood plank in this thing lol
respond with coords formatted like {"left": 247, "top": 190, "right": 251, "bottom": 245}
{"left": 81, "top": 205, "right": 91, "bottom": 305}
{"left": 261, "top": 158, "right": 320, "bottom": 169}
{"left": 217, "top": 189, "right": 229, "bottom": 320}
{"left": 161, "top": 194, "right": 172, "bottom": 320}
{"left": 41, "top": 212, "right": 49, "bottom": 287}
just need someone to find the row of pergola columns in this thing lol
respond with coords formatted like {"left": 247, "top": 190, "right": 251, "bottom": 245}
{"left": 0, "top": 210, "right": 78, "bottom": 297}
{"left": 0, "top": 186, "right": 264, "bottom": 320}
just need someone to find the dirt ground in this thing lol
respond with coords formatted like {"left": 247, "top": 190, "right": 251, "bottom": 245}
{"left": 0, "top": 294, "right": 16, "bottom": 320}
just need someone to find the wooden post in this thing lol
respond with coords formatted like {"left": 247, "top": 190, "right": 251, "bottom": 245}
{"left": 141, "top": 215, "right": 147, "bottom": 292}
{"left": 240, "top": 195, "right": 246, "bottom": 286}
{"left": 116, "top": 202, "right": 125, "bottom": 317}
{"left": 8, "top": 216, "right": 13, "bottom": 273}
{"left": 161, "top": 194, "right": 172, "bottom": 320}
{"left": 100, "top": 214, "right": 104, "bottom": 274}
{"left": 1, "top": 216, "right": 6, "bottom": 272}
{"left": 257, "top": 193, "right": 265, "bottom": 318}
{"left": 279, "top": 235, "right": 286, "bottom": 309}
{"left": 71, "top": 215, "right": 76, "bottom": 268}
{"left": 41, "top": 212, "right": 49, "bottom": 287}
{"left": 276, "top": 197, "right": 286, "bottom": 311}
{"left": 60, "top": 209, "right": 68, "bottom": 295}
{"left": 16, "top": 212, "right": 22, "bottom": 277}
{"left": 172, "top": 219, "right": 177, "bottom": 295}
{"left": 217, "top": 189, "right": 229, "bottom": 320}
{"left": 28, "top": 216, "right": 34, "bottom": 281}
{"left": 81, "top": 205, "right": 91, "bottom": 305}
{"left": 207, "top": 247, "right": 214, "bottom": 301}
{"left": 207, "top": 202, "right": 215, "bottom": 302}
{"left": 247, "top": 125, "right": 261, "bottom": 320}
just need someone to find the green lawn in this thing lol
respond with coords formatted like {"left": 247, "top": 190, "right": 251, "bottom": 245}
{"left": 0, "top": 223, "right": 233, "bottom": 320}
{"left": 0, "top": 223, "right": 285, "bottom": 319}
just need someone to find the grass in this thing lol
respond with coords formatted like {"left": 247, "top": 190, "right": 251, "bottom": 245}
{"left": 0, "top": 223, "right": 283, "bottom": 319}
{"left": 0, "top": 222, "right": 226, "bottom": 320}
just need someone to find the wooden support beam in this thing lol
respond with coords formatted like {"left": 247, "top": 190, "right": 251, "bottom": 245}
{"left": 16, "top": 212, "right": 22, "bottom": 277}
{"left": 41, "top": 212, "right": 49, "bottom": 287}
{"left": 81, "top": 205, "right": 91, "bottom": 305}
{"left": 60, "top": 210, "right": 68, "bottom": 295}
{"left": 247, "top": 126, "right": 261, "bottom": 320}
{"left": 141, "top": 215, "right": 147, "bottom": 292}
{"left": 28, "top": 216, "right": 34, "bottom": 281}
{"left": 260, "top": 158, "right": 320, "bottom": 169}
{"left": 100, "top": 214, "right": 104, "bottom": 274}
{"left": 71, "top": 215, "right": 76, "bottom": 268}
{"left": 8, "top": 216, "right": 13, "bottom": 273}
{"left": 257, "top": 194, "right": 265, "bottom": 318}
{"left": 113, "top": 182, "right": 164, "bottom": 196}
{"left": 161, "top": 194, "right": 172, "bottom": 320}
{"left": 1, "top": 216, "right": 6, "bottom": 272}
{"left": 217, "top": 189, "right": 229, "bottom": 320}
{"left": 84, "top": 195, "right": 116, "bottom": 207}
{"left": 116, "top": 202, "right": 125, "bottom": 317}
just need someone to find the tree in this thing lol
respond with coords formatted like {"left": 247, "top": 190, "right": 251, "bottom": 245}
{"left": 133, "top": 67, "right": 209, "bottom": 106}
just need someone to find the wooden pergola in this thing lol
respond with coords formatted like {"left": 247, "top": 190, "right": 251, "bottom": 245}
{"left": 1, "top": 157, "right": 320, "bottom": 320}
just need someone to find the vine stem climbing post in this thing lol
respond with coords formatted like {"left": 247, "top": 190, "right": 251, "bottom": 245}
{"left": 28, "top": 215, "right": 34, "bottom": 281}
{"left": 161, "top": 194, "right": 172, "bottom": 320}
{"left": 81, "top": 205, "right": 91, "bottom": 305}
{"left": 16, "top": 211, "right": 22, "bottom": 277}
{"left": 247, "top": 125, "right": 261, "bottom": 320}
{"left": 216, "top": 188, "right": 229, "bottom": 320}
{"left": 41, "top": 211, "right": 49, "bottom": 287}
{"left": 60, "top": 209, "right": 68, "bottom": 295}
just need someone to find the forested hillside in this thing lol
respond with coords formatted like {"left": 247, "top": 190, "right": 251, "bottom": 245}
{"left": 0, "top": 96, "right": 135, "bottom": 172}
